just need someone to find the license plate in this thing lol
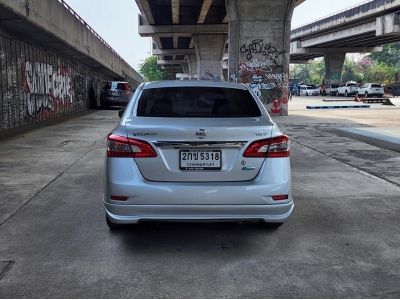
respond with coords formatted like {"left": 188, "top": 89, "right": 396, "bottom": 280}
{"left": 180, "top": 150, "right": 221, "bottom": 171}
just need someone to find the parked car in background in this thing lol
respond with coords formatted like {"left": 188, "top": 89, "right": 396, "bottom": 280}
{"left": 321, "top": 84, "right": 340, "bottom": 96}
{"left": 337, "top": 81, "right": 359, "bottom": 97}
{"left": 104, "top": 80, "right": 293, "bottom": 230}
{"left": 299, "top": 85, "right": 320, "bottom": 96}
{"left": 357, "top": 83, "right": 384, "bottom": 97}
{"left": 100, "top": 81, "right": 132, "bottom": 108}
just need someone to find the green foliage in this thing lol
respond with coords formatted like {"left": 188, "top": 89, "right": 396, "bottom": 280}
{"left": 290, "top": 59, "right": 325, "bottom": 85}
{"left": 139, "top": 56, "right": 166, "bottom": 82}
{"left": 342, "top": 57, "right": 362, "bottom": 83}
{"left": 290, "top": 46, "right": 400, "bottom": 85}
{"left": 290, "top": 64, "right": 313, "bottom": 84}
{"left": 369, "top": 42, "right": 400, "bottom": 68}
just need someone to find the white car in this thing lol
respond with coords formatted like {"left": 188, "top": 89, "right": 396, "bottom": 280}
{"left": 337, "top": 82, "right": 359, "bottom": 97}
{"left": 299, "top": 85, "right": 320, "bottom": 96}
{"left": 104, "top": 80, "right": 293, "bottom": 230}
{"left": 357, "top": 83, "right": 384, "bottom": 97}
{"left": 322, "top": 84, "right": 340, "bottom": 96}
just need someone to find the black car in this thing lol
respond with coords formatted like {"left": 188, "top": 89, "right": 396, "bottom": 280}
{"left": 100, "top": 81, "right": 132, "bottom": 108}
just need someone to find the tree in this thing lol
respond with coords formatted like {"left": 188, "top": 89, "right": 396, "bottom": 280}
{"left": 342, "top": 57, "right": 362, "bottom": 83}
{"left": 290, "top": 64, "right": 313, "bottom": 84}
{"left": 139, "top": 56, "right": 166, "bottom": 81}
{"left": 369, "top": 42, "right": 400, "bottom": 68}
{"left": 310, "top": 59, "right": 325, "bottom": 85}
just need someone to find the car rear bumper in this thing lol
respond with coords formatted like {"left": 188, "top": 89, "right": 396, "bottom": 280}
{"left": 104, "top": 201, "right": 294, "bottom": 224}
{"left": 101, "top": 97, "right": 129, "bottom": 107}
{"left": 104, "top": 156, "right": 293, "bottom": 223}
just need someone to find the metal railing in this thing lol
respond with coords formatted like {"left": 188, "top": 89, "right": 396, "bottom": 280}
{"left": 57, "top": 0, "right": 131, "bottom": 67}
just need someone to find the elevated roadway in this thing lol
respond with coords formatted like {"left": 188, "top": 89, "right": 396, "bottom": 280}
{"left": 0, "top": 0, "right": 142, "bottom": 133}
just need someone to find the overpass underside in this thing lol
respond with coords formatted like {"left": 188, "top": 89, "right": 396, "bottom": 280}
{"left": 138, "top": 0, "right": 304, "bottom": 116}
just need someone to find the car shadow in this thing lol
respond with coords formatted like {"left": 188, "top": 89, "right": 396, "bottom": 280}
{"left": 113, "top": 221, "right": 281, "bottom": 255}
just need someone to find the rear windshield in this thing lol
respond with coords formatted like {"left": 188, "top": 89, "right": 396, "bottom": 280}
{"left": 331, "top": 84, "right": 339, "bottom": 88}
{"left": 117, "top": 83, "right": 128, "bottom": 90}
{"left": 371, "top": 84, "right": 382, "bottom": 88}
{"left": 103, "top": 82, "right": 128, "bottom": 91}
{"left": 348, "top": 83, "right": 358, "bottom": 87}
{"left": 137, "top": 87, "right": 262, "bottom": 118}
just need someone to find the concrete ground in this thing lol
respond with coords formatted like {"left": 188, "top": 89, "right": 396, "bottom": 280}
{"left": 0, "top": 102, "right": 399, "bottom": 298}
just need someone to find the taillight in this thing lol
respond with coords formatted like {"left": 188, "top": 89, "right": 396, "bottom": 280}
{"left": 243, "top": 135, "right": 290, "bottom": 158}
{"left": 107, "top": 134, "right": 157, "bottom": 158}
{"left": 272, "top": 195, "right": 289, "bottom": 201}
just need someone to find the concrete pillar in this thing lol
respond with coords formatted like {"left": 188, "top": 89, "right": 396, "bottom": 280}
{"left": 193, "top": 34, "right": 227, "bottom": 80}
{"left": 186, "top": 54, "right": 198, "bottom": 80}
{"left": 227, "top": 0, "right": 296, "bottom": 116}
{"left": 324, "top": 53, "right": 346, "bottom": 85}
{"left": 182, "top": 63, "right": 189, "bottom": 74}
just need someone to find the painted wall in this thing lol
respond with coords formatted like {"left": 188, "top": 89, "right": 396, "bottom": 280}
{"left": 0, "top": 34, "right": 107, "bottom": 132}
{"left": 235, "top": 39, "right": 289, "bottom": 115}
{"left": 227, "top": 0, "right": 295, "bottom": 116}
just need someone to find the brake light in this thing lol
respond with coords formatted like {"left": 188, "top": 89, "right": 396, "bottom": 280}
{"left": 243, "top": 135, "right": 290, "bottom": 158}
{"left": 272, "top": 195, "right": 289, "bottom": 201}
{"left": 111, "top": 195, "right": 128, "bottom": 201}
{"left": 107, "top": 134, "right": 157, "bottom": 158}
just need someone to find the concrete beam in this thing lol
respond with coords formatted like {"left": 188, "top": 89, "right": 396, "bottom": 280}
{"left": 0, "top": 0, "right": 142, "bottom": 84}
{"left": 157, "top": 60, "right": 187, "bottom": 65}
{"left": 376, "top": 13, "right": 400, "bottom": 36}
{"left": 291, "top": 0, "right": 400, "bottom": 40}
{"left": 197, "top": 0, "right": 213, "bottom": 23}
{"left": 291, "top": 42, "right": 383, "bottom": 54}
{"left": 173, "top": 34, "right": 179, "bottom": 49}
{"left": 162, "top": 67, "right": 184, "bottom": 71}
{"left": 290, "top": 59, "right": 313, "bottom": 64}
{"left": 153, "top": 48, "right": 196, "bottom": 55}
{"left": 300, "top": 21, "right": 376, "bottom": 48}
{"left": 138, "top": 24, "right": 229, "bottom": 37}
{"left": 295, "top": 0, "right": 305, "bottom": 6}
{"left": 135, "top": 0, "right": 155, "bottom": 24}
{"left": 153, "top": 37, "right": 163, "bottom": 49}
{"left": 172, "top": 0, "right": 180, "bottom": 24}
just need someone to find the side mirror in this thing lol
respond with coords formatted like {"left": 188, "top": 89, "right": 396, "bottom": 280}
{"left": 118, "top": 108, "right": 125, "bottom": 118}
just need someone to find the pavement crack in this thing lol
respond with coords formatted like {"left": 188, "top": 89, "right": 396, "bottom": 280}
{"left": 292, "top": 140, "right": 400, "bottom": 188}
{"left": 0, "top": 147, "right": 95, "bottom": 227}
{"left": 0, "top": 260, "right": 15, "bottom": 281}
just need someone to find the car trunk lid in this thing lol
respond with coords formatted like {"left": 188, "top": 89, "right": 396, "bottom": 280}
{"left": 125, "top": 117, "right": 273, "bottom": 182}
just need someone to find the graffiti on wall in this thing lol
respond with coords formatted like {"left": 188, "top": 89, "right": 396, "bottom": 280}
{"left": 236, "top": 39, "right": 289, "bottom": 115}
{"left": 240, "top": 39, "right": 284, "bottom": 64}
{"left": 0, "top": 34, "right": 106, "bottom": 131}
{"left": 23, "top": 61, "right": 87, "bottom": 117}
{"left": 199, "top": 70, "right": 221, "bottom": 81}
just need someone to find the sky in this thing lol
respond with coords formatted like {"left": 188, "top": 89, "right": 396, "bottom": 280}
{"left": 64, "top": 0, "right": 368, "bottom": 70}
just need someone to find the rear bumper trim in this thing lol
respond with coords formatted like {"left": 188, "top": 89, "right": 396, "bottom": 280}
{"left": 104, "top": 202, "right": 294, "bottom": 224}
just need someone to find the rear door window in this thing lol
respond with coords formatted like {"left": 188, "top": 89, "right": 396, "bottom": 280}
{"left": 137, "top": 87, "right": 262, "bottom": 118}
{"left": 117, "top": 83, "right": 128, "bottom": 90}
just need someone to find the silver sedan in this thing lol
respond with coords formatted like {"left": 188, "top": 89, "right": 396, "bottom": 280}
{"left": 103, "top": 80, "right": 293, "bottom": 229}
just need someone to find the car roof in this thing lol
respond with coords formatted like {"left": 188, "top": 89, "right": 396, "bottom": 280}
{"left": 142, "top": 80, "right": 248, "bottom": 90}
